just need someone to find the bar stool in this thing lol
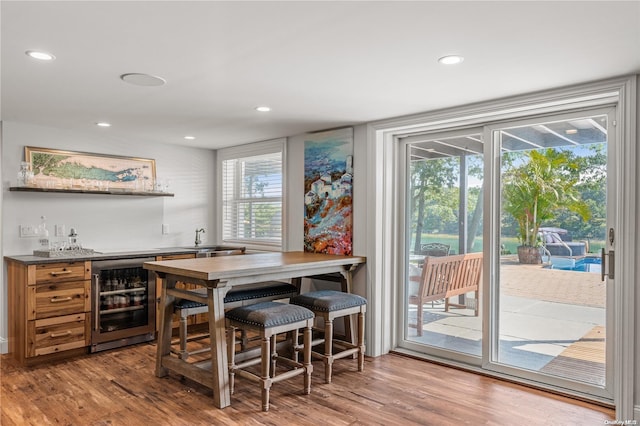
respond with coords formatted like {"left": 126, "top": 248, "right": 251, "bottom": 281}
{"left": 226, "top": 301, "right": 314, "bottom": 412}
{"left": 290, "top": 290, "right": 366, "bottom": 383}
{"left": 172, "top": 281, "right": 300, "bottom": 360}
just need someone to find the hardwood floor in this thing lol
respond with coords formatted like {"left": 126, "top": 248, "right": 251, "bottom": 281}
{"left": 1, "top": 342, "right": 614, "bottom": 425}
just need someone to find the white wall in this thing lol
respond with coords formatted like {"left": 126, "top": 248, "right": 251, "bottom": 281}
{"left": 1, "top": 121, "right": 216, "bottom": 351}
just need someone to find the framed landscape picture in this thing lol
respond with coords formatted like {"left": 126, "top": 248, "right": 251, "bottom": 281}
{"left": 25, "top": 146, "right": 156, "bottom": 191}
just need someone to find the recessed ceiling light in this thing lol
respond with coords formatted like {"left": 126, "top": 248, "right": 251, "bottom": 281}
{"left": 255, "top": 106, "right": 271, "bottom": 112}
{"left": 565, "top": 129, "right": 578, "bottom": 135}
{"left": 96, "top": 122, "right": 111, "bottom": 127}
{"left": 184, "top": 136, "right": 196, "bottom": 140}
{"left": 438, "top": 55, "right": 464, "bottom": 65}
{"left": 120, "top": 73, "right": 166, "bottom": 87}
{"left": 26, "top": 50, "right": 55, "bottom": 61}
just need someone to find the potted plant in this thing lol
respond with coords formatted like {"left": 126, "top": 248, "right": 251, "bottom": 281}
{"left": 502, "top": 149, "right": 591, "bottom": 264}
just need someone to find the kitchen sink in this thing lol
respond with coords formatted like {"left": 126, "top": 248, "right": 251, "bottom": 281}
{"left": 182, "top": 245, "right": 246, "bottom": 258}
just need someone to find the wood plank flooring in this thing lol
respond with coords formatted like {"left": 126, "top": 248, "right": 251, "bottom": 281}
{"left": 1, "top": 342, "right": 614, "bottom": 425}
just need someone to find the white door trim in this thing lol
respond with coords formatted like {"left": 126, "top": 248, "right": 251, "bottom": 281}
{"left": 612, "top": 76, "right": 637, "bottom": 420}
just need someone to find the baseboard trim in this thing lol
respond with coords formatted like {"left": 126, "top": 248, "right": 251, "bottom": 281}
{"left": 0, "top": 337, "right": 8, "bottom": 355}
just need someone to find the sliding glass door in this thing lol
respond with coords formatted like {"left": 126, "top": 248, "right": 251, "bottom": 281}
{"left": 400, "top": 107, "right": 615, "bottom": 400}
{"left": 485, "top": 108, "right": 614, "bottom": 400}
{"left": 402, "top": 128, "right": 484, "bottom": 360}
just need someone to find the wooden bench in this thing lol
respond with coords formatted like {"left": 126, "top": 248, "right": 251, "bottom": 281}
{"left": 409, "top": 252, "right": 482, "bottom": 336}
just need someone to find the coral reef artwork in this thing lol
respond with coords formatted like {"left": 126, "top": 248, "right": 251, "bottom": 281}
{"left": 304, "top": 128, "right": 353, "bottom": 255}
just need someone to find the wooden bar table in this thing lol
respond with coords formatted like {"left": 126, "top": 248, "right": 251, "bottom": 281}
{"left": 144, "top": 251, "right": 366, "bottom": 409}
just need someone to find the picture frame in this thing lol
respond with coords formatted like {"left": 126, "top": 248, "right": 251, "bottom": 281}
{"left": 24, "top": 146, "right": 157, "bottom": 192}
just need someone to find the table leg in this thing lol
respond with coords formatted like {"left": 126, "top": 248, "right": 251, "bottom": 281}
{"left": 208, "top": 283, "right": 231, "bottom": 409}
{"left": 340, "top": 266, "right": 357, "bottom": 348}
{"left": 155, "top": 273, "right": 175, "bottom": 377}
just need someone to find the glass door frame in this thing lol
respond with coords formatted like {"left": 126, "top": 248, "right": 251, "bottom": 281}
{"left": 482, "top": 107, "right": 616, "bottom": 401}
{"left": 398, "top": 126, "right": 485, "bottom": 366}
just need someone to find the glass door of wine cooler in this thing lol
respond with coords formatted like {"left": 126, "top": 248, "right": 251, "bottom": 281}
{"left": 91, "top": 257, "right": 156, "bottom": 352}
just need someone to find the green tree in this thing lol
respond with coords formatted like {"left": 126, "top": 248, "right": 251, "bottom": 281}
{"left": 410, "top": 157, "right": 458, "bottom": 252}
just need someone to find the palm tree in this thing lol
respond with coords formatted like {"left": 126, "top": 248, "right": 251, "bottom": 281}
{"left": 502, "top": 149, "right": 591, "bottom": 263}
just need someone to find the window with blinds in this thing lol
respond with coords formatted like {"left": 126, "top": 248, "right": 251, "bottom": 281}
{"left": 220, "top": 143, "right": 283, "bottom": 247}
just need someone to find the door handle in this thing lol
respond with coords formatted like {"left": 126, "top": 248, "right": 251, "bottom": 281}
{"left": 601, "top": 248, "right": 614, "bottom": 281}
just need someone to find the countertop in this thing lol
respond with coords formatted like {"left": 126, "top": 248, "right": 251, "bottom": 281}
{"left": 4, "top": 246, "right": 244, "bottom": 265}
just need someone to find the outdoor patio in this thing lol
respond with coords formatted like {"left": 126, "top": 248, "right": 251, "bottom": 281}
{"left": 407, "top": 255, "right": 606, "bottom": 386}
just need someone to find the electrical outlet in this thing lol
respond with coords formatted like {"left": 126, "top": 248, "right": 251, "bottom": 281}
{"left": 162, "top": 224, "right": 169, "bottom": 235}
{"left": 55, "top": 224, "right": 66, "bottom": 237}
{"left": 19, "top": 225, "right": 38, "bottom": 238}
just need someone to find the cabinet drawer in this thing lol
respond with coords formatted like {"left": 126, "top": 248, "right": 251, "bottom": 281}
{"left": 28, "top": 313, "right": 89, "bottom": 357}
{"left": 28, "top": 280, "right": 90, "bottom": 320}
{"left": 33, "top": 261, "right": 90, "bottom": 284}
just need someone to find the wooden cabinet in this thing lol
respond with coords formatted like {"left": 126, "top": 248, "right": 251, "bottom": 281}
{"left": 154, "top": 254, "right": 198, "bottom": 332}
{"left": 7, "top": 260, "right": 91, "bottom": 365}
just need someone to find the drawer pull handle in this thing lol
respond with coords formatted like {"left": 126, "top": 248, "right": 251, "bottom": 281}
{"left": 50, "top": 296, "right": 73, "bottom": 303}
{"left": 50, "top": 270, "right": 73, "bottom": 276}
{"left": 50, "top": 331, "right": 72, "bottom": 338}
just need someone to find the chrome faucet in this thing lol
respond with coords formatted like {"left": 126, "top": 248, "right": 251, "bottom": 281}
{"left": 195, "top": 228, "right": 205, "bottom": 247}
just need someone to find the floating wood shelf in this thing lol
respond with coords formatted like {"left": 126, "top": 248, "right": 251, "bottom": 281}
{"left": 9, "top": 186, "right": 174, "bottom": 197}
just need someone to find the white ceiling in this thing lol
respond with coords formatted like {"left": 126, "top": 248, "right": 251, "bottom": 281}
{"left": 2, "top": 1, "right": 639, "bottom": 150}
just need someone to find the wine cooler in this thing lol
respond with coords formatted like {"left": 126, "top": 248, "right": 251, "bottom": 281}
{"left": 91, "top": 257, "right": 156, "bottom": 352}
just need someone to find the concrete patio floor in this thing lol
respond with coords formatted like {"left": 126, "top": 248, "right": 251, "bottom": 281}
{"left": 407, "top": 256, "right": 606, "bottom": 386}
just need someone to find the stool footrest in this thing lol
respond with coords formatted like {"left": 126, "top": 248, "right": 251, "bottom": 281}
{"left": 332, "top": 340, "right": 357, "bottom": 351}
{"left": 270, "top": 365, "right": 307, "bottom": 383}
{"left": 314, "top": 346, "right": 359, "bottom": 361}
{"left": 277, "top": 357, "right": 303, "bottom": 369}
{"left": 234, "top": 357, "right": 262, "bottom": 370}
{"left": 310, "top": 338, "right": 326, "bottom": 347}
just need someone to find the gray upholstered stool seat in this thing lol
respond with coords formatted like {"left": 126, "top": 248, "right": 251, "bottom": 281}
{"left": 226, "top": 301, "right": 314, "bottom": 412}
{"left": 291, "top": 290, "right": 367, "bottom": 312}
{"left": 172, "top": 282, "right": 300, "bottom": 360}
{"left": 290, "top": 290, "right": 367, "bottom": 383}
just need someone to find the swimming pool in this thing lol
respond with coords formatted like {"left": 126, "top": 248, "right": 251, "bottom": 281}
{"left": 549, "top": 257, "right": 601, "bottom": 273}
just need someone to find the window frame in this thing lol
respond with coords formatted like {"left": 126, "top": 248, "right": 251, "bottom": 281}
{"left": 216, "top": 138, "right": 287, "bottom": 251}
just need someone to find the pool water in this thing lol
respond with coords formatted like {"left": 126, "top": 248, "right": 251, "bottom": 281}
{"left": 549, "top": 257, "right": 602, "bottom": 273}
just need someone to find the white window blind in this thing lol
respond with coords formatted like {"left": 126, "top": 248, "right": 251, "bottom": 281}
{"left": 220, "top": 142, "right": 283, "bottom": 247}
